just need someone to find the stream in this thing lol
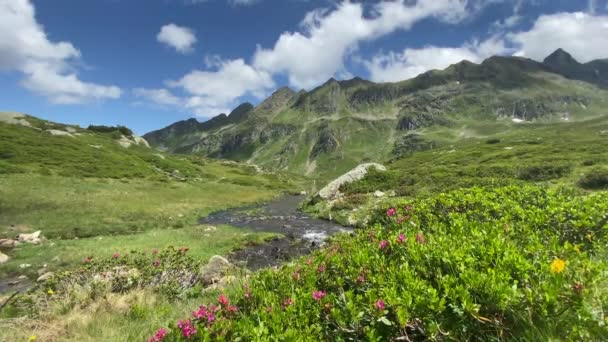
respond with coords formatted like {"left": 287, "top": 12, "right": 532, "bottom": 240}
{"left": 200, "top": 195, "right": 351, "bottom": 270}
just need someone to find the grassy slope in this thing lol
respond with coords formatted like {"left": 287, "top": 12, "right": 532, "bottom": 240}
{"left": 0, "top": 115, "right": 301, "bottom": 279}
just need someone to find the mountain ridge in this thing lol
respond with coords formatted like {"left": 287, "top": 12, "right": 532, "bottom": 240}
{"left": 144, "top": 49, "right": 608, "bottom": 180}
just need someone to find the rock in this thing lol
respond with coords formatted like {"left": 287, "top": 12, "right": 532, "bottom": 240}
{"left": 203, "top": 225, "right": 217, "bottom": 232}
{"left": 171, "top": 170, "right": 186, "bottom": 181}
{"left": 203, "top": 275, "right": 238, "bottom": 292}
{"left": 0, "top": 238, "right": 18, "bottom": 248}
{"left": 46, "top": 129, "right": 74, "bottom": 137}
{"left": 37, "top": 272, "right": 54, "bottom": 282}
{"left": 374, "top": 190, "right": 386, "bottom": 198}
{"left": 0, "top": 112, "right": 32, "bottom": 127}
{"left": 18, "top": 275, "right": 28, "bottom": 280}
{"left": 18, "top": 231, "right": 42, "bottom": 244}
{"left": 317, "top": 163, "right": 386, "bottom": 201}
{"left": 199, "top": 255, "right": 234, "bottom": 285}
{"left": 37, "top": 267, "right": 48, "bottom": 276}
{"left": 0, "top": 252, "right": 9, "bottom": 264}
{"left": 299, "top": 191, "right": 307, "bottom": 195}
{"left": 19, "top": 264, "right": 31, "bottom": 269}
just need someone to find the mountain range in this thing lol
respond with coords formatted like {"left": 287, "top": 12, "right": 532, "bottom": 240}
{"left": 144, "top": 49, "right": 608, "bottom": 180}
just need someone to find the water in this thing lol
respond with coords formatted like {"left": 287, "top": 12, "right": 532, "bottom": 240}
{"left": 200, "top": 195, "right": 351, "bottom": 270}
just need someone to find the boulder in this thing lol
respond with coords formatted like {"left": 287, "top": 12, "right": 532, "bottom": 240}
{"left": 0, "top": 251, "right": 9, "bottom": 264}
{"left": 37, "top": 272, "right": 54, "bottom": 282}
{"left": 374, "top": 190, "right": 386, "bottom": 198}
{"left": 317, "top": 163, "right": 386, "bottom": 201}
{"left": 199, "top": 255, "right": 234, "bottom": 285}
{"left": 0, "top": 238, "right": 18, "bottom": 248}
{"left": 203, "top": 275, "right": 238, "bottom": 293}
{"left": 18, "top": 231, "right": 42, "bottom": 244}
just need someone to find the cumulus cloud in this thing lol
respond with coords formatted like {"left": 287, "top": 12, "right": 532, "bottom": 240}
{"left": 253, "top": 0, "right": 469, "bottom": 89}
{"left": 509, "top": 12, "right": 608, "bottom": 63}
{"left": 362, "top": 36, "right": 510, "bottom": 82}
{"left": 0, "top": 0, "right": 121, "bottom": 104}
{"left": 157, "top": 23, "right": 197, "bottom": 54}
{"left": 136, "top": 58, "right": 274, "bottom": 117}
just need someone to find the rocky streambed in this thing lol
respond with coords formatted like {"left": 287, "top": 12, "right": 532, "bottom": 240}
{"left": 200, "top": 195, "right": 351, "bottom": 270}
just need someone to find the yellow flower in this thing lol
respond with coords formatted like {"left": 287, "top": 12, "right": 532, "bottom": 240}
{"left": 550, "top": 258, "right": 566, "bottom": 274}
{"left": 29, "top": 335, "right": 37, "bottom": 342}
{"left": 47, "top": 289, "right": 54, "bottom": 295}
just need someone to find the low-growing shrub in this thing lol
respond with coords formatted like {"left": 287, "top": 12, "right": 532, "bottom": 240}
{"left": 516, "top": 163, "right": 572, "bottom": 181}
{"left": 87, "top": 125, "right": 134, "bottom": 137}
{"left": 578, "top": 168, "right": 608, "bottom": 190}
{"left": 151, "top": 186, "right": 608, "bottom": 341}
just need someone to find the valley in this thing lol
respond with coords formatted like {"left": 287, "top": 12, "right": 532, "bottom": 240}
{"left": 1, "top": 49, "right": 607, "bottom": 341}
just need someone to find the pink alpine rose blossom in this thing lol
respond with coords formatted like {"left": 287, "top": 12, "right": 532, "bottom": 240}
{"left": 177, "top": 319, "right": 196, "bottom": 339}
{"left": 218, "top": 294, "right": 230, "bottom": 306}
{"left": 148, "top": 328, "right": 167, "bottom": 342}
{"left": 397, "top": 233, "right": 406, "bottom": 244}
{"left": 378, "top": 240, "right": 389, "bottom": 249}
{"left": 416, "top": 233, "right": 426, "bottom": 244}
{"left": 386, "top": 207, "right": 396, "bottom": 217}
{"left": 312, "top": 291, "right": 327, "bottom": 301}
{"left": 375, "top": 299, "right": 386, "bottom": 310}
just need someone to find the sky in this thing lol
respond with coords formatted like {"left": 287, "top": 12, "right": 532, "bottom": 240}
{"left": 1, "top": 0, "right": 608, "bottom": 134}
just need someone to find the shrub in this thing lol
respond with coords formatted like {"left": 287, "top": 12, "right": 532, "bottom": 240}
{"left": 87, "top": 125, "right": 134, "bottom": 137}
{"left": 578, "top": 168, "right": 608, "bottom": 190}
{"left": 152, "top": 186, "right": 608, "bottom": 341}
{"left": 485, "top": 138, "right": 501, "bottom": 144}
{"left": 516, "top": 163, "right": 572, "bottom": 181}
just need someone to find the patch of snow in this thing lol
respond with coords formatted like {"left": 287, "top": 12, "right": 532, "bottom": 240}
{"left": 512, "top": 118, "right": 525, "bottom": 123}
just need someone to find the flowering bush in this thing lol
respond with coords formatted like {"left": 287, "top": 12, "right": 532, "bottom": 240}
{"left": 152, "top": 185, "right": 608, "bottom": 341}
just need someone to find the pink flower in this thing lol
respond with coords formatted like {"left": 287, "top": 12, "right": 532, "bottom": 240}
{"left": 218, "top": 294, "right": 230, "bottom": 306}
{"left": 210, "top": 305, "right": 220, "bottom": 313}
{"left": 416, "top": 233, "right": 426, "bottom": 244}
{"left": 282, "top": 297, "right": 294, "bottom": 309}
{"left": 375, "top": 299, "right": 386, "bottom": 310}
{"left": 397, "top": 216, "right": 404, "bottom": 224}
{"left": 227, "top": 305, "right": 239, "bottom": 314}
{"left": 405, "top": 204, "right": 413, "bottom": 211}
{"left": 177, "top": 319, "right": 196, "bottom": 339}
{"left": 193, "top": 305, "right": 207, "bottom": 320}
{"left": 318, "top": 264, "right": 326, "bottom": 273}
{"left": 148, "top": 328, "right": 168, "bottom": 342}
{"left": 396, "top": 233, "right": 406, "bottom": 244}
{"left": 152, "top": 259, "right": 161, "bottom": 267}
{"left": 244, "top": 286, "right": 251, "bottom": 299}
{"left": 386, "top": 207, "right": 396, "bottom": 217}
{"left": 206, "top": 313, "right": 215, "bottom": 323}
{"left": 112, "top": 253, "right": 120, "bottom": 259}
{"left": 306, "top": 258, "right": 312, "bottom": 266}
{"left": 357, "top": 275, "right": 365, "bottom": 283}
{"left": 312, "top": 291, "right": 327, "bottom": 301}
{"left": 378, "top": 240, "right": 389, "bottom": 249}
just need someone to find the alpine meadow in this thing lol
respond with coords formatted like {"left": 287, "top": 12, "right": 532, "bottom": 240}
{"left": 1, "top": 1, "right": 608, "bottom": 341}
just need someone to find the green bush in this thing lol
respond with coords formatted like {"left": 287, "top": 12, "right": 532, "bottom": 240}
{"left": 516, "top": 164, "right": 572, "bottom": 181}
{"left": 578, "top": 168, "right": 608, "bottom": 190}
{"left": 87, "top": 125, "right": 134, "bottom": 137}
{"left": 152, "top": 186, "right": 608, "bottom": 341}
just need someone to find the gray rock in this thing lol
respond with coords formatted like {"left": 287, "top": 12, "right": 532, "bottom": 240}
{"left": 317, "top": 163, "right": 386, "bottom": 200}
{"left": 0, "top": 252, "right": 9, "bottom": 264}
{"left": 18, "top": 231, "right": 42, "bottom": 244}
{"left": 37, "top": 272, "right": 54, "bottom": 282}
{"left": 199, "top": 255, "right": 234, "bottom": 285}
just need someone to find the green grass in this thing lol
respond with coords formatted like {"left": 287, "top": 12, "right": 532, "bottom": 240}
{"left": 0, "top": 224, "right": 278, "bottom": 280}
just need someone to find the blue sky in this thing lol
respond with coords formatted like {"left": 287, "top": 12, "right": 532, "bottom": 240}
{"left": 1, "top": 0, "right": 607, "bottom": 134}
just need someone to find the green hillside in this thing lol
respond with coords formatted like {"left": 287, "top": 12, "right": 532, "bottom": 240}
{"left": 0, "top": 113, "right": 300, "bottom": 280}
{"left": 144, "top": 51, "right": 608, "bottom": 182}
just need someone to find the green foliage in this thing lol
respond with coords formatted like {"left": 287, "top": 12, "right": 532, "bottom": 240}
{"left": 578, "top": 167, "right": 608, "bottom": 189}
{"left": 154, "top": 186, "right": 608, "bottom": 341}
{"left": 516, "top": 163, "right": 573, "bottom": 181}
{"left": 87, "top": 125, "right": 134, "bottom": 137}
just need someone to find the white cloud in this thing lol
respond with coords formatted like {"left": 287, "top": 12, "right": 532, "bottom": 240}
{"left": 363, "top": 36, "right": 510, "bottom": 82}
{"left": 0, "top": 0, "right": 121, "bottom": 103}
{"left": 157, "top": 23, "right": 197, "bottom": 54}
{"left": 253, "top": 0, "right": 469, "bottom": 89}
{"left": 136, "top": 58, "right": 274, "bottom": 117}
{"left": 509, "top": 12, "right": 608, "bottom": 62}
{"left": 228, "top": 0, "right": 259, "bottom": 6}
{"left": 133, "top": 88, "right": 182, "bottom": 107}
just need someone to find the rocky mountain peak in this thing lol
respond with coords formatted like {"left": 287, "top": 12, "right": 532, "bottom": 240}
{"left": 544, "top": 48, "right": 580, "bottom": 68}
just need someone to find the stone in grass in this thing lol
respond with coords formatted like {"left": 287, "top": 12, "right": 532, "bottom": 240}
{"left": 200, "top": 255, "right": 234, "bottom": 285}
{"left": 0, "top": 251, "right": 9, "bottom": 264}
{"left": 18, "top": 231, "right": 42, "bottom": 245}
{"left": 37, "top": 272, "right": 54, "bottom": 282}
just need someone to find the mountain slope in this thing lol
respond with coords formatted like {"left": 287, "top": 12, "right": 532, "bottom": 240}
{"left": 145, "top": 50, "right": 608, "bottom": 181}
